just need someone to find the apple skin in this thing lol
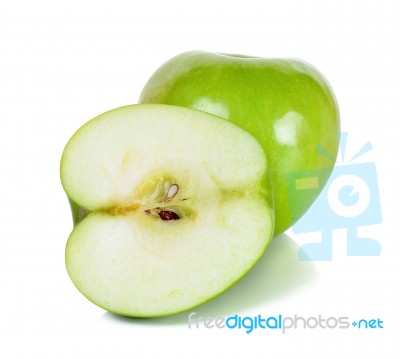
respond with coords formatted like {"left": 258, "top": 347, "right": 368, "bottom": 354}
{"left": 139, "top": 51, "right": 340, "bottom": 235}
{"left": 68, "top": 198, "right": 89, "bottom": 226}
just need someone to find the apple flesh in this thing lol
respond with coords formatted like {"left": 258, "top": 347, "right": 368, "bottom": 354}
{"left": 139, "top": 51, "right": 340, "bottom": 234}
{"left": 61, "top": 104, "right": 274, "bottom": 317}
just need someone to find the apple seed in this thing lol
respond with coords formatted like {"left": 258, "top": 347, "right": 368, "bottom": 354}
{"left": 158, "top": 210, "right": 180, "bottom": 221}
{"left": 164, "top": 184, "right": 179, "bottom": 201}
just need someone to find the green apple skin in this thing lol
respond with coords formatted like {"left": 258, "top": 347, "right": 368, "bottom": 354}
{"left": 139, "top": 51, "right": 340, "bottom": 235}
{"left": 68, "top": 198, "right": 89, "bottom": 226}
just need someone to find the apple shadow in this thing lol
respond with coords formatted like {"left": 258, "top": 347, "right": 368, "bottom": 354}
{"left": 101, "top": 233, "right": 318, "bottom": 326}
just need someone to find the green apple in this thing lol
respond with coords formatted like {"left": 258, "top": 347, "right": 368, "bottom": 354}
{"left": 61, "top": 104, "right": 274, "bottom": 317}
{"left": 139, "top": 51, "right": 340, "bottom": 235}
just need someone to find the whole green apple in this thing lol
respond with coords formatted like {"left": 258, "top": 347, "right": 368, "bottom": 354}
{"left": 139, "top": 51, "right": 340, "bottom": 235}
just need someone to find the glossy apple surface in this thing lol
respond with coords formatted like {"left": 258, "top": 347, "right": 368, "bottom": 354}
{"left": 140, "top": 51, "right": 340, "bottom": 234}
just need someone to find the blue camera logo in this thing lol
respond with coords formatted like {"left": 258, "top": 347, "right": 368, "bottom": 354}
{"left": 287, "top": 133, "right": 382, "bottom": 261}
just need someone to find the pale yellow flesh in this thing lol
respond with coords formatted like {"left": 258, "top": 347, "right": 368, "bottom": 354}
{"left": 61, "top": 104, "right": 273, "bottom": 317}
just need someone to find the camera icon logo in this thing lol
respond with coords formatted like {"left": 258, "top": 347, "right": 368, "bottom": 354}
{"left": 287, "top": 133, "right": 382, "bottom": 261}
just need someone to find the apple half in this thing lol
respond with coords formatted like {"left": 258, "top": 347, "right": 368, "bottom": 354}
{"left": 61, "top": 104, "right": 274, "bottom": 317}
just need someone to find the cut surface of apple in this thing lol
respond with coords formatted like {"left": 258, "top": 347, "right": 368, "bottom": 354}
{"left": 61, "top": 104, "right": 274, "bottom": 317}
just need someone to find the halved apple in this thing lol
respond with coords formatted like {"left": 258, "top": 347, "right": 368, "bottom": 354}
{"left": 61, "top": 104, "right": 274, "bottom": 317}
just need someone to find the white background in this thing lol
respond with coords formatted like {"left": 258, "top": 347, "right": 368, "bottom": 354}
{"left": 1, "top": 0, "right": 399, "bottom": 358}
